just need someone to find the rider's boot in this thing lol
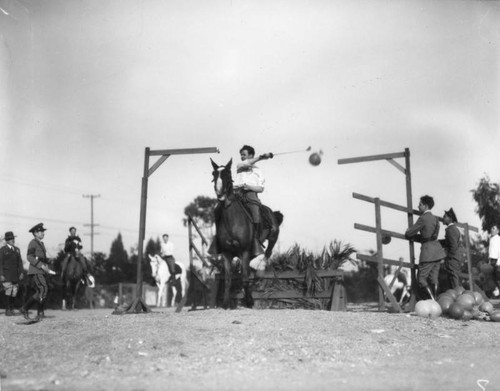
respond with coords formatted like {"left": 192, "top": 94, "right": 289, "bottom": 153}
{"left": 36, "top": 301, "right": 45, "bottom": 320}
{"left": 20, "top": 297, "right": 36, "bottom": 320}
{"left": 252, "top": 223, "right": 265, "bottom": 257}
{"left": 5, "top": 296, "right": 14, "bottom": 316}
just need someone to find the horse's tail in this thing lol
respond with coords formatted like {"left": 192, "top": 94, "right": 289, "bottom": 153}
{"left": 273, "top": 211, "right": 284, "bottom": 226}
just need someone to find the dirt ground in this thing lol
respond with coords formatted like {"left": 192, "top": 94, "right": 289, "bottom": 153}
{"left": 1, "top": 302, "right": 500, "bottom": 391}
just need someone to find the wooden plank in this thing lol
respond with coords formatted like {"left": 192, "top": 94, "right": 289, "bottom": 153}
{"left": 352, "top": 192, "right": 478, "bottom": 232}
{"left": 375, "top": 198, "right": 384, "bottom": 310}
{"left": 357, "top": 253, "right": 415, "bottom": 270}
{"left": 214, "top": 270, "right": 344, "bottom": 280}
{"left": 338, "top": 151, "right": 406, "bottom": 165}
{"left": 188, "top": 215, "right": 208, "bottom": 246}
{"left": 386, "top": 158, "right": 406, "bottom": 174}
{"left": 353, "top": 192, "right": 420, "bottom": 215}
{"left": 149, "top": 147, "right": 219, "bottom": 156}
{"left": 354, "top": 223, "right": 407, "bottom": 241}
{"left": 377, "top": 274, "right": 402, "bottom": 313}
{"left": 235, "top": 289, "right": 334, "bottom": 300}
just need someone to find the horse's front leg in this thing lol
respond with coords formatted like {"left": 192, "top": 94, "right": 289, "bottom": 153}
{"left": 157, "top": 282, "right": 164, "bottom": 307}
{"left": 222, "top": 253, "right": 232, "bottom": 310}
{"left": 241, "top": 251, "right": 254, "bottom": 309}
{"left": 61, "top": 283, "right": 67, "bottom": 310}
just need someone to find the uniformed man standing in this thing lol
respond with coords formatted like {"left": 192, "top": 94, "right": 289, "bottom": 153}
{"left": 0, "top": 231, "right": 25, "bottom": 316}
{"left": 440, "top": 208, "right": 465, "bottom": 290}
{"left": 405, "top": 195, "right": 446, "bottom": 300}
{"left": 20, "top": 223, "right": 54, "bottom": 321}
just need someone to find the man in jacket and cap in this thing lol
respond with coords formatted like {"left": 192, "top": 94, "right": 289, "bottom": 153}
{"left": 0, "top": 231, "right": 25, "bottom": 316}
{"left": 405, "top": 195, "right": 446, "bottom": 300}
{"left": 440, "top": 208, "right": 465, "bottom": 290}
{"left": 64, "top": 226, "right": 82, "bottom": 254}
{"left": 20, "top": 223, "right": 54, "bottom": 321}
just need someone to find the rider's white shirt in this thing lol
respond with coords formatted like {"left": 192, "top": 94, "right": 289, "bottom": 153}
{"left": 234, "top": 163, "right": 265, "bottom": 189}
{"left": 161, "top": 241, "right": 174, "bottom": 257}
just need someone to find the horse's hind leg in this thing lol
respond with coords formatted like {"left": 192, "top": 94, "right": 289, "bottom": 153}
{"left": 222, "top": 254, "right": 232, "bottom": 310}
{"left": 241, "top": 252, "right": 254, "bottom": 309}
{"left": 264, "top": 227, "right": 279, "bottom": 259}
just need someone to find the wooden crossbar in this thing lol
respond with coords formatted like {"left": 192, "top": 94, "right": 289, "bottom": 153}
{"left": 338, "top": 151, "right": 406, "bottom": 165}
{"left": 357, "top": 253, "right": 415, "bottom": 269}
{"left": 353, "top": 192, "right": 478, "bottom": 233}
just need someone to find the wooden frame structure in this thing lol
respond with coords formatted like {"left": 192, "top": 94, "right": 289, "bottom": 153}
{"left": 126, "top": 147, "right": 219, "bottom": 314}
{"left": 353, "top": 192, "right": 478, "bottom": 312}
{"left": 338, "top": 148, "right": 479, "bottom": 312}
{"left": 338, "top": 148, "right": 417, "bottom": 310}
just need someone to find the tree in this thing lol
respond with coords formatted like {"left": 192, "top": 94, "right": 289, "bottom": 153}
{"left": 471, "top": 175, "right": 500, "bottom": 232}
{"left": 183, "top": 195, "right": 218, "bottom": 241}
{"left": 105, "top": 233, "right": 133, "bottom": 284}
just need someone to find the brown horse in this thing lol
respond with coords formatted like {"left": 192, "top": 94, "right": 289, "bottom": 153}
{"left": 211, "top": 159, "right": 283, "bottom": 309}
{"left": 61, "top": 254, "right": 85, "bottom": 310}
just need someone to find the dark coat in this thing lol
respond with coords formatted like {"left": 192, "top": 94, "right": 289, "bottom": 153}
{"left": 0, "top": 245, "right": 24, "bottom": 282}
{"left": 26, "top": 238, "right": 48, "bottom": 275}
{"left": 405, "top": 211, "right": 446, "bottom": 263}
{"left": 441, "top": 224, "right": 465, "bottom": 262}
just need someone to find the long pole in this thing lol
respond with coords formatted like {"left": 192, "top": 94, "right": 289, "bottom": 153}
{"left": 83, "top": 194, "right": 100, "bottom": 259}
{"left": 404, "top": 148, "right": 417, "bottom": 311}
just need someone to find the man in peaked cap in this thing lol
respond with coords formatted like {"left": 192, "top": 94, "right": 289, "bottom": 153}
{"left": 440, "top": 208, "right": 465, "bottom": 290}
{"left": 0, "top": 231, "right": 25, "bottom": 316}
{"left": 21, "top": 223, "right": 53, "bottom": 322}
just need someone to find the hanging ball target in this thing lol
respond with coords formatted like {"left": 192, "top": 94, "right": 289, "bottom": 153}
{"left": 309, "top": 152, "right": 322, "bottom": 166}
{"left": 382, "top": 235, "right": 391, "bottom": 245}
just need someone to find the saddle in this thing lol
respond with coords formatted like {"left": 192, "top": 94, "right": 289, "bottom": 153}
{"left": 233, "top": 191, "right": 274, "bottom": 230}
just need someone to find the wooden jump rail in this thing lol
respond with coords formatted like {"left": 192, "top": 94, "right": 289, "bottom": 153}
{"left": 210, "top": 270, "right": 346, "bottom": 311}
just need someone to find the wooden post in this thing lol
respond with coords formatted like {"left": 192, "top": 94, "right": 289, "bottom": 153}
{"left": 127, "top": 146, "right": 218, "bottom": 314}
{"left": 404, "top": 148, "right": 417, "bottom": 311}
{"left": 375, "top": 198, "right": 384, "bottom": 310}
{"left": 464, "top": 223, "right": 474, "bottom": 291}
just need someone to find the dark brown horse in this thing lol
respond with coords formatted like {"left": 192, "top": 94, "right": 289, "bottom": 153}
{"left": 211, "top": 159, "right": 283, "bottom": 309}
{"left": 61, "top": 254, "right": 85, "bottom": 310}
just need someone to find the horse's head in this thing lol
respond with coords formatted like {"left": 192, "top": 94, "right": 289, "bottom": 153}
{"left": 211, "top": 159, "right": 233, "bottom": 201}
{"left": 148, "top": 254, "right": 161, "bottom": 276}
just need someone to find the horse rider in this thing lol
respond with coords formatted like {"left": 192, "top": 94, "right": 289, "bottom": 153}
{"left": 61, "top": 241, "right": 92, "bottom": 285}
{"left": 20, "top": 223, "right": 53, "bottom": 321}
{"left": 64, "top": 226, "right": 82, "bottom": 254}
{"left": 0, "top": 231, "right": 25, "bottom": 316}
{"left": 233, "top": 145, "right": 274, "bottom": 252}
{"left": 208, "top": 145, "right": 273, "bottom": 258}
{"left": 160, "top": 234, "right": 180, "bottom": 284}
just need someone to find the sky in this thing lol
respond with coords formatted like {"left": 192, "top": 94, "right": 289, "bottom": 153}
{"left": 0, "top": 0, "right": 499, "bottom": 267}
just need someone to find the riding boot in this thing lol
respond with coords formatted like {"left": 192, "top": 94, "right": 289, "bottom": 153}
{"left": 20, "top": 296, "right": 36, "bottom": 320}
{"left": 37, "top": 301, "right": 45, "bottom": 320}
{"left": 252, "top": 223, "right": 264, "bottom": 257}
{"left": 5, "top": 296, "right": 13, "bottom": 316}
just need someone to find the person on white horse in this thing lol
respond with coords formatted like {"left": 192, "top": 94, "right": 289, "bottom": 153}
{"left": 160, "top": 234, "right": 181, "bottom": 284}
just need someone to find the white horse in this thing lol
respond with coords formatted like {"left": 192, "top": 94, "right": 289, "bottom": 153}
{"left": 148, "top": 254, "right": 189, "bottom": 312}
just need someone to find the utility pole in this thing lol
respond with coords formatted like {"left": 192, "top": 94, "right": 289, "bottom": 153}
{"left": 83, "top": 194, "right": 100, "bottom": 259}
